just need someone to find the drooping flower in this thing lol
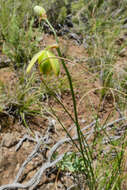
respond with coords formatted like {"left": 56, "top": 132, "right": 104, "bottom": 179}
{"left": 26, "top": 49, "right": 60, "bottom": 76}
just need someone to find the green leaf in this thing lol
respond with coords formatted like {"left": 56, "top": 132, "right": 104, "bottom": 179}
{"left": 26, "top": 50, "right": 43, "bottom": 73}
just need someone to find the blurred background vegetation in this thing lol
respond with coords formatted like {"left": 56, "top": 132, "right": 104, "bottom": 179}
{"left": 1, "top": 0, "right": 127, "bottom": 189}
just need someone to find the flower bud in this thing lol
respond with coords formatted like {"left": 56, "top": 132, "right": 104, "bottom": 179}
{"left": 34, "top": 6, "right": 47, "bottom": 19}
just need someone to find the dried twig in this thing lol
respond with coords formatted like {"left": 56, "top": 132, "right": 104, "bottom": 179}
{"left": 0, "top": 117, "right": 126, "bottom": 190}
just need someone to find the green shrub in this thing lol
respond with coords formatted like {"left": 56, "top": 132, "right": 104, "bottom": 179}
{"left": 0, "top": 0, "right": 42, "bottom": 67}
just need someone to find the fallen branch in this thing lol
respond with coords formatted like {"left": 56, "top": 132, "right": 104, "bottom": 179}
{"left": 0, "top": 117, "right": 126, "bottom": 190}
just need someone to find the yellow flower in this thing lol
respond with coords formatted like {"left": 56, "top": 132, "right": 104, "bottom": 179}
{"left": 26, "top": 49, "right": 60, "bottom": 76}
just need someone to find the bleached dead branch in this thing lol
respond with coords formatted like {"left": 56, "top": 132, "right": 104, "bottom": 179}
{"left": 0, "top": 117, "right": 126, "bottom": 190}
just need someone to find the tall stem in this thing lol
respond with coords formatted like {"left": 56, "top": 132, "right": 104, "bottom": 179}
{"left": 44, "top": 18, "right": 96, "bottom": 188}
{"left": 45, "top": 19, "right": 79, "bottom": 127}
{"left": 45, "top": 19, "right": 85, "bottom": 161}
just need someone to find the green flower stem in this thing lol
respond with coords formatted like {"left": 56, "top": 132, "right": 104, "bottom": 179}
{"left": 41, "top": 17, "right": 96, "bottom": 188}
{"left": 45, "top": 18, "right": 86, "bottom": 166}
{"left": 46, "top": 19, "right": 59, "bottom": 44}
{"left": 37, "top": 69, "right": 80, "bottom": 151}
{"left": 46, "top": 18, "right": 79, "bottom": 128}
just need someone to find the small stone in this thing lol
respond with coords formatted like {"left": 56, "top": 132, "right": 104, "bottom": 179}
{"left": 0, "top": 56, "right": 11, "bottom": 68}
{"left": 121, "top": 24, "right": 127, "bottom": 29}
{"left": 22, "top": 141, "right": 31, "bottom": 149}
{"left": 41, "top": 182, "right": 55, "bottom": 190}
{"left": 2, "top": 132, "right": 19, "bottom": 148}
{"left": 0, "top": 149, "right": 4, "bottom": 168}
{"left": 119, "top": 48, "right": 127, "bottom": 57}
{"left": 83, "top": 38, "right": 88, "bottom": 48}
{"left": 80, "top": 118, "right": 86, "bottom": 124}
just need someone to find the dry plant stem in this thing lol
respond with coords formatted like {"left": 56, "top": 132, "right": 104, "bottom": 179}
{"left": 101, "top": 117, "right": 127, "bottom": 130}
{"left": 15, "top": 134, "right": 36, "bottom": 151}
{"left": 0, "top": 118, "right": 126, "bottom": 190}
{"left": 77, "top": 86, "right": 127, "bottom": 112}
{"left": 55, "top": 168, "right": 61, "bottom": 190}
{"left": 36, "top": 55, "right": 95, "bottom": 78}
{"left": 0, "top": 156, "right": 64, "bottom": 190}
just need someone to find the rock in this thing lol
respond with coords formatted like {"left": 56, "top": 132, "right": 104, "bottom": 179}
{"left": 119, "top": 48, "right": 127, "bottom": 57}
{"left": 0, "top": 147, "right": 18, "bottom": 185}
{"left": 80, "top": 118, "right": 86, "bottom": 124}
{"left": 83, "top": 38, "right": 88, "bottom": 48}
{"left": 65, "top": 15, "right": 73, "bottom": 27}
{"left": 0, "top": 149, "right": 4, "bottom": 172}
{"left": 41, "top": 182, "right": 55, "bottom": 190}
{"left": 0, "top": 55, "right": 11, "bottom": 68}
{"left": 1, "top": 132, "right": 19, "bottom": 148}
{"left": 68, "top": 33, "right": 81, "bottom": 44}
{"left": 121, "top": 24, "right": 127, "bottom": 29}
